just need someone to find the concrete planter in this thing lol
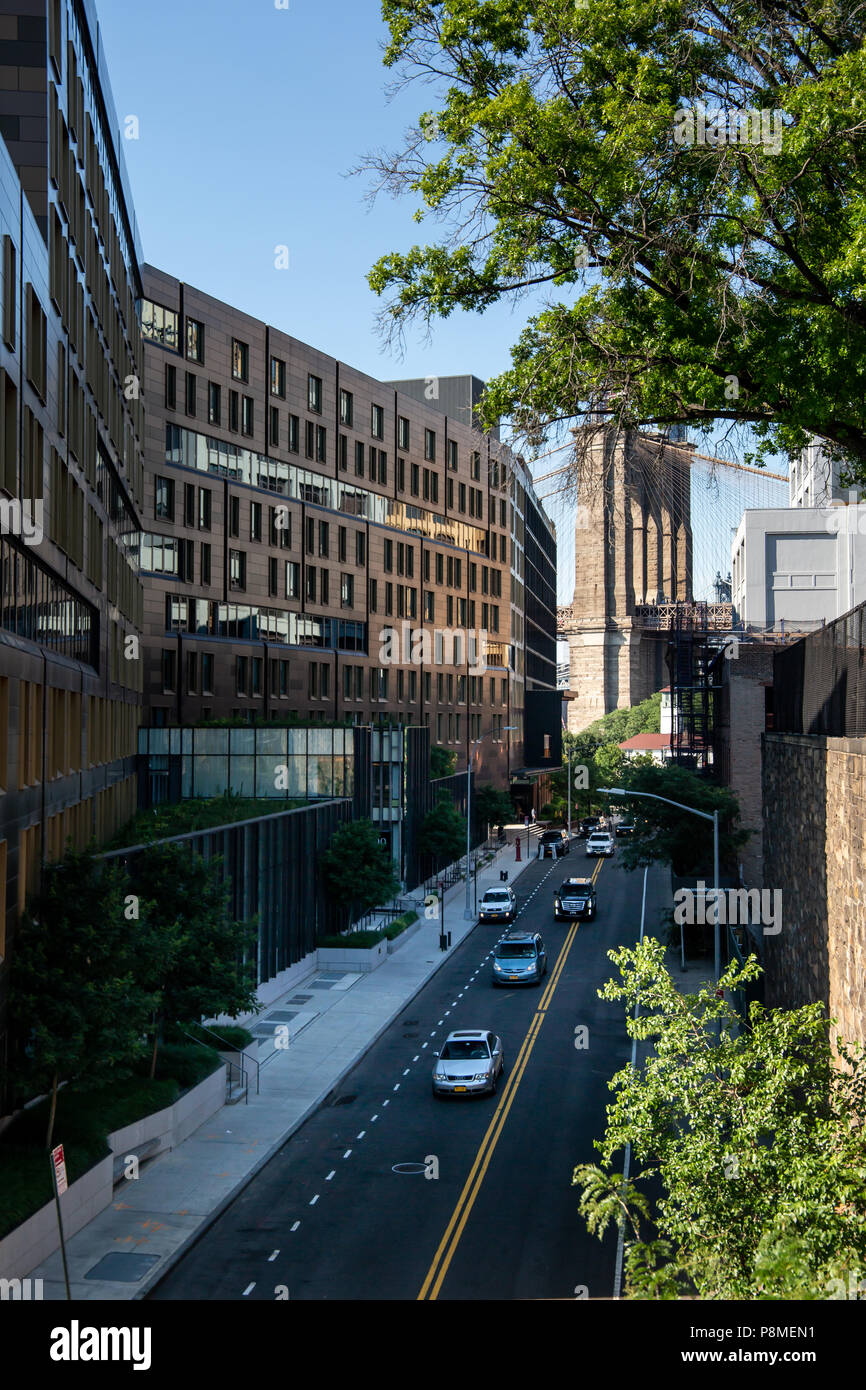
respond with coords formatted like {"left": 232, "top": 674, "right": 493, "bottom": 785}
{"left": 386, "top": 916, "right": 425, "bottom": 954}
{"left": 0, "top": 1065, "right": 225, "bottom": 1279}
{"left": 107, "top": 1065, "right": 225, "bottom": 1182}
{"left": 0, "top": 1154, "right": 114, "bottom": 1281}
{"left": 317, "top": 938, "right": 388, "bottom": 973}
{"left": 217, "top": 1041, "right": 259, "bottom": 1090}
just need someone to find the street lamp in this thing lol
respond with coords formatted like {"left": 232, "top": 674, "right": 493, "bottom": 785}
{"left": 598, "top": 787, "right": 721, "bottom": 983}
{"left": 465, "top": 726, "right": 516, "bottom": 920}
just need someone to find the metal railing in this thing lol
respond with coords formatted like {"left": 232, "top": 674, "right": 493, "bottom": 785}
{"left": 175, "top": 1023, "right": 251, "bottom": 1104}
{"left": 191, "top": 1019, "right": 260, "bottom": 1095}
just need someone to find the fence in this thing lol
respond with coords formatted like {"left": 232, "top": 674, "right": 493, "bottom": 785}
{"left": 773, "top": 602, "right": 866, "bottom": 737}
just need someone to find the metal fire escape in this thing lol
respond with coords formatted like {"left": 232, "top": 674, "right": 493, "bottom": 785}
{"left": 666, "top": 603, "right": 718, "bottom": 769}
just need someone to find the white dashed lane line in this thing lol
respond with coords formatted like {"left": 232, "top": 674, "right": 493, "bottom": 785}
{"left": 343, "top": 1149, "right": 352, "bottom": 1159}
{"left": 403, "top": 1068, "right": 410, "bottom": 1075}
{"left": 371, "top": 1114, "right": 378, "bottom": 1122}
{"left": 309, "top": 1195, "right": 319, "bottom": 1206}
{"left": 326, "top": 1171, "right": 335, "bottom": 1181}
{"left": 268, "top": 1251, "right": 279, "bottom": 1262}
{"left": 383, "top": 1098, "right": 390, "bottom": 1105}
{"left": 243, "top": 1282, "right": 256, "bottom": 1296}
{"left": 291, "top": 1221, "right": 300, "bottom": 1232}
{"left": 356, "top": 1130, "right": 365, "bottom": 1140}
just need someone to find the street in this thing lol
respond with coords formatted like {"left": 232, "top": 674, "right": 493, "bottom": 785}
{"left": 150, "top": 847, "right": 662, "bottom": 1301}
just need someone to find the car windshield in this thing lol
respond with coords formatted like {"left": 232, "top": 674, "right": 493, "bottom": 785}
{"left": 441, "top": 1040, "right": 490, "bottom": 1060}
{"left": 482, "top": 891, "right": 509, "bottom": 902}
{"left": 497, "top": 943, "right": 536, "bottom": 959}
{"left": 561, "top": 883, "right": 587, "bottom": 894}
{"left": 541, "top": 832, "right": 560, "bottom": 842}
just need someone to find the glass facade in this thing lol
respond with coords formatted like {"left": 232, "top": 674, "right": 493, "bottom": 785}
{"left": 163, "top": 594, "right": 367, "bottom": 652}
{"left": 0, "top": 533, "right": 96, "bottom": 665}
{"left": 166, "top": 425, "right": 488, "bottom": 554}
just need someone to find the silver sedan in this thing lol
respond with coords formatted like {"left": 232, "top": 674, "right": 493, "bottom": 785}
{"left": 431, "top": 1030, "right": 505, "bottom": 1098}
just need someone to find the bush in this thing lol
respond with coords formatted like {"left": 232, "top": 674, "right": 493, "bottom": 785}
{"left": 316, "top": 929, "right": 386, "bottom": 949}
{"left": 184, "top": 1023, "right": 254, "bottom": 1052}
{"left": 382, "top": 910, "right": 419, "bottom": 940}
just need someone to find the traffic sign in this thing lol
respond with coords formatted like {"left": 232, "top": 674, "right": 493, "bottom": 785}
{"left": 51, "top": 1144, "right": 68, "bottom": 1196}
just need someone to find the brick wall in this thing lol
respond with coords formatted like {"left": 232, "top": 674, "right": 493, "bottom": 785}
{"left": 762, "top": 732, "right": 866, "bottom": 1048}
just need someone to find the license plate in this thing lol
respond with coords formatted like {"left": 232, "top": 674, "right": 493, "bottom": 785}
{"left": 454, "top": 1085, "right": 467, "bottom": 1092}
{"left": 509, "top": 974, "right": 520, "bottom": 980}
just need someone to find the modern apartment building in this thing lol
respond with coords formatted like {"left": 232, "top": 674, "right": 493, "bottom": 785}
{"left": 0, "top": 0, "right": 145, "bottom": 1072}
{"left": 137, "top": 271, "right": 556, "bottom": 786}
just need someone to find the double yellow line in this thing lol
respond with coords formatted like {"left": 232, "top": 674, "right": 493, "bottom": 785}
{"left": 418, "top": 857, "right": 606, "bottom": 1299}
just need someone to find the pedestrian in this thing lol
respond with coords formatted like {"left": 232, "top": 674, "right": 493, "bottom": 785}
{"left": 530, "top": 808, "right": 536, "bottom": 824}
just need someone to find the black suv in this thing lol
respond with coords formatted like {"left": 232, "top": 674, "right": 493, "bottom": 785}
{"left": 538, "top": 829, "right": 570, "bottom": 858}
{"left": 577, "top": 816, "right": 602, "bottom": 839}
{"left": 554, "top": 877, "right": 597, "bottom": 921}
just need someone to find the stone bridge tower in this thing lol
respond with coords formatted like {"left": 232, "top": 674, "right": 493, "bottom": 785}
{"left": 565, "top": 427, "right": 692, "bottom": 731}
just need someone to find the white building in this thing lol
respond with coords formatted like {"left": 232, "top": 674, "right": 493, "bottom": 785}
{"left": 732, "top": 502, "right": 866, "bottom": 630}
{"left": 789, "top": 439, "right": 861, "bottom": 509}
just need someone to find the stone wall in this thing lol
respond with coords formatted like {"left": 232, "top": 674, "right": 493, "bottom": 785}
{"left": 762, "top": 733, "right": 866, "bottom": 1048}
{"left": 715, "top": 645, "right": 775, "bottom": 884}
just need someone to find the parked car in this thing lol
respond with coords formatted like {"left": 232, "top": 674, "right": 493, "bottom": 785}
{"left": 586, "top": 831, "right": 615, "bottom": 857}
{"left": 554, "top": 877, "right": 597, "bottom": 920}
{"left": 539, "top": 828, "right": 571, "bottom": 858}
{"left": 478, "top": 886, "right": 517, "bottom": 923}
{"left": 432, "top": 1030, "right": 505, "bottom": 1097}
{"left": 577, "top": 816, "right": 602, "bottom": 839}
{"left": 491, "top": 931, "right": 547, "bottom": 986}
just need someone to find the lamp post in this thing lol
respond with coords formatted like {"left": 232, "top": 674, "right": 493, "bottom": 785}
{"left": 465, "top": 725, "right": 516, "bottom": 920}
{"left": 598, "top": 788, "right": 721, "bottom": 983}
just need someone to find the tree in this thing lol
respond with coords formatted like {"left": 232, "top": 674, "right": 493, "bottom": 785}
{"left": 319, "top": 819, "right": 400, "bottom": 921}
{"left": 430, "top": 745, "right": 457, "bottom": 779}
{"left": 606, "top": 762, "right": 748, "bottom": 874}
{"left": 584, "top": 693, "right": 662, "bottom": 748}
{"left": 132, "top": 843, "right": 259, "bottom": 1077}
{"left": 418, "top": 795, "right": 467, "bottom": 866}
{"left": 366, "top": 3, "right": 866, "bottom": 480}
{"left": 573, "top": 939, "right": 866, "bottom": 1298}
{"left": 473, "top": 783, "right": 513, "bottom": 832}
{"left": 6, "top": 848, "right": 155, "bottom": 1149}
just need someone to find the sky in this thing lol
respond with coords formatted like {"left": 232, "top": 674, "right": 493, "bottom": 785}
{"left": 96, "top": 0, "right": 537, "bottom": 386}
{"left": 96, "top": 0, "right": 786, "bottom": 609}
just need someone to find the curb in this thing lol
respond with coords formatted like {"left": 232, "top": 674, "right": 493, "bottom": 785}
{"left": 133, "top": 842, "right": 537, "bottom": 1299}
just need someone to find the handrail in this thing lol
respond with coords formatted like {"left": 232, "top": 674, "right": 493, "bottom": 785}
{"left": 190, "top": 1020, "right": 260, "bottom": 1095}
{"left": 175, "top": 1023, "right": 249, "bottom": 1104}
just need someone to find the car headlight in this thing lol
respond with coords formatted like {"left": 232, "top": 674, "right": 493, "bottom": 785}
{"left": 554, "top": 899, "right": 561, "bottom": 908}
{"left": 473, "top": 1072, "right": 489, "bottom": 1082}
{"left": 493, "top": 962, "right": 504, "bottom": 971}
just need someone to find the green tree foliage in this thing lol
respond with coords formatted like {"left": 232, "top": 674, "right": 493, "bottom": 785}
{"left": 132, "top": 843, "right": 259, "bottom": 1077}
{"left": 430, "top": 745, "right": 458, "bottom": 778}
{"left": 368, "top": 2, "right": 866, "bottom": 479}
{"left": 419, "top": 795, "right": 467, "bottom": 866}
{"left": 583, "top": 693, "right": 663, "bottom": 748}
{"left": 607, "top": 762, "right": 748, "bottom": 874}
{"left": 574, "top": 939, "right": 866, "bottom": 1298}
{"left": 473, "top": 783, "right": 513, "bottom": 831}
{"left": 319, "top": 818, "right": 401, "bottom": 919}
{"left": 6, "top": 849, "right": 155, "bottom": 1149}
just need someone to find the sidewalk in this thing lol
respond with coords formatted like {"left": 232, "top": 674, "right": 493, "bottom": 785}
{"left": 28, "top": 826, "right": 543, "bottom": 1300}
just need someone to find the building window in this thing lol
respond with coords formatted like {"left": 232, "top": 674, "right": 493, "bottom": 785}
{"left": 447, "top": 439, "right": 458, "bottom": 471}
{"left": 355, "top": 440, "right": 365, "bottom": 476}
{"left": 316, "top": 424, "right": 327, "bottom": 462}
{"left": 201, "top": 542, "right": 212, "bottom": 585}
{"left": 250, "top": 501, "right": 262, "bottom": 541}
{"left": 252, "top": 658, "right": 263, "bottom": 696}
{"left": 368, "top": 577, "right": 378, "bottom": 612}
{"left": 471, "top": 450, "right": 481, "bottom": 480}
{"left": 371, "top": 403, "right": 385, "bottom": 439}
{"left": 339, "top": 434, "right": 348, "bottom": 470}
{"left": 306, "top": 566, "right": 317, "bottom": 602}
{"left": 155, "top": 476, "right": 174, "bottom": 520}
{"left": 141, "top": 300, "right": 179, "bottom": 350}
{"left": 410, "top": 462, "right": 420, "bottom": 496}
{"left": 398, "top": 416, "right": 410, "bottom": 450}
{"left": 229, "top": 391, "right": 239, "bottom": 431}
{"left": 355, "top": 531, "right": 366, "bottom": 566}
{"left": 270, "top": 405, "right": 280, "bottom": 446}
{"left": 459, "top": 482, "right": 466, "bottom": 512}
{"left": 185, "top": 372, "right": 196, "bottom": 417}
{"left": 198, "top": 488, "right": 212, "bottom": 530}
{"left": 320, "top": 569, "right": 330, "bottom": 605}
{"left": 288, "top": 414, "right": 299, "bottom": 453}
{"left": 202, "top": 653, "right": 214, "bottom": 694}
{"left": 229, "top": 495, "right": 240, "bottom": 537}
{"left": 271, "top": 356, "right": 286, "bottom": 397}
{"left": 208, "top": 381, "right": 221, "bottom": 425}
{"left": 425, "top": 427, "right": 436, "bottom": 461}
{"left": 232, "top": 338, "right": 249, "bottom": 381}
{"left": 318, "top": 521, "right": 329, "bottom": 557}
{"left": 165, "top": 363, "right": 176, "bottom": 410}
{"left": 308, "top": 374, "right": 322, "bottom": 413}
{"left": 229, "top": 549, "right": 246, "bottom": 590}
{"left": 384, "top": 538, "right": 393, "bottom": 572}
{"left": 305, "top": 420, "right": 315, "bottom": 459}
{"left": 242, "top": 396, "right": 254, "bottom": 436}
{"left": 236, "top": 655, "right": 248, "bottom": 695}
{"left": 341, "top": 573, "right": 354, "bottom": 608}
{"left": 286, "top": 561, "right": 300, "bottom": 598}
{"left": 186, "top": 317, "right": 204, "bottom": 362}
{"left": 340, "top": 389, "right": 353, "bottom": 426}
{"left": 162, "top": 649, "right": 176, "bottom": 693}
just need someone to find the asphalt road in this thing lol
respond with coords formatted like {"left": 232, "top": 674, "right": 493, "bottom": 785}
{"left": 150, "top": 844, "right": 657, "bottom": 1301}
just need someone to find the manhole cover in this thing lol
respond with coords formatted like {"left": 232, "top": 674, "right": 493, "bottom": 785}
{"left": 332, "top": 1093, "right": 357, "bottom": 1106}
{"left": 85, "top": 1252, "right": 162, "bottom": 1282}
{"left": 392, "top": 1162, "right": 427, "bottom": 1175}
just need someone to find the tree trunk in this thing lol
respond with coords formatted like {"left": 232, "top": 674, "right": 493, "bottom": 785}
{"left": 46, "top": 1072, "right": 58, "bottom": 1151}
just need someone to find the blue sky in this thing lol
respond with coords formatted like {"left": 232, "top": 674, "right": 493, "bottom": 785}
{"left": 97, "top": 0, "right": 536, "bottom": 385}
{"left": 97, "top": 0, "right": 785, "bottom": 607}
